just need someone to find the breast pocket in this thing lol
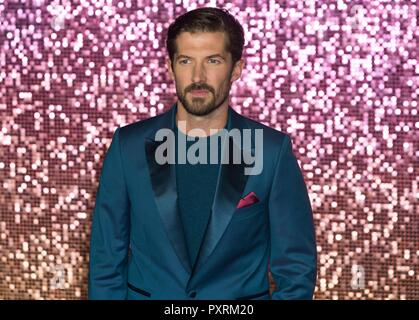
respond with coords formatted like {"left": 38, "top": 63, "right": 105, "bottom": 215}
{"left": 232, "top": 201, "right": 266, "bottom": 221}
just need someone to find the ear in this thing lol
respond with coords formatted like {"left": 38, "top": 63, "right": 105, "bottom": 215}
{"left": 230, "top": 58, "right": 245, "bottom": 83}
{"left": 166, "top": 58, "right": 174, "bottom": 80}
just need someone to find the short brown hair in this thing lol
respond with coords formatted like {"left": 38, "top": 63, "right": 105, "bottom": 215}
{"left": 166, "top": 7, "right": 245, "bottom": 67}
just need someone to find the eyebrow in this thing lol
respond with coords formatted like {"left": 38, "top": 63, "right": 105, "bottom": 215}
{"left": 176, "top": 54, "right": 226, "bottom": 61}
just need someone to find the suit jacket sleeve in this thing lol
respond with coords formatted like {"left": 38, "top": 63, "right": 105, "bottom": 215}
{"left": 268, "top": 134, "right": 317, "bottom": 299}
{"left": 88, "top": 127, "right": 130, "bottom": 299}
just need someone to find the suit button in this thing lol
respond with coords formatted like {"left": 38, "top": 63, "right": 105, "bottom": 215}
{"left": 188, "top": 291, "right": 197, "bottom": 298}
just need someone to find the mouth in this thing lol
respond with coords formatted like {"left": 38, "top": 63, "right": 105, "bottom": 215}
{"left": 189, "top": 89, "right": 209, "bottom": 97}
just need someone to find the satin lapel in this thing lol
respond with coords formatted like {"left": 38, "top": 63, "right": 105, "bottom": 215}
{"left": 192, "top": 108, "right": 253, "bottom": 273}
{"left": 144, "top": 104, "right": 192, "bottom": 274}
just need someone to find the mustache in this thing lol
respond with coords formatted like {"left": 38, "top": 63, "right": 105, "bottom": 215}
{"left": 186, "top": 83, "right": 214, "bottom": 93}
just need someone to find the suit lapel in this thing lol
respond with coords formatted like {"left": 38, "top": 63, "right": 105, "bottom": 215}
{"left": 191, "top": 108, "right": 253, "bottom": 273}
{"left": 191, "top": 138, "right": 250, "bottom": 273}
{"left": 145, "top": 104, "right": 192, "bottom": 274}
{"left": 144, "top": 104, "right": 253, "bottom": 277}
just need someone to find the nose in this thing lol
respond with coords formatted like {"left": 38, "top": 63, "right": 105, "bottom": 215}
{"left": 191, "top": 62, "right": 206, "bottom": 83}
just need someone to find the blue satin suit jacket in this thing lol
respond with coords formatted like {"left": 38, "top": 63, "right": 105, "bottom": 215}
{"left": 88, "top": 103, "right": 317, "bottom": 300}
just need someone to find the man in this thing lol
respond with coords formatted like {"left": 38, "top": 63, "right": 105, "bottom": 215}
{"left": 88, "top": 7, "right": 317, "bottom": 300}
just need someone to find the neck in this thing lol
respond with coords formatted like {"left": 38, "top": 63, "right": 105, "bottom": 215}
{"left": 176, "top": 102, "right": 228, "bottom": 137}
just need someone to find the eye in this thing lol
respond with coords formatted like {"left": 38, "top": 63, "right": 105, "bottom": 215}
{"left": 178, "top": 59, "right": 190, "bottom": 64}
{"left": 208, "top": 58, "right": 221, "bottom": 64}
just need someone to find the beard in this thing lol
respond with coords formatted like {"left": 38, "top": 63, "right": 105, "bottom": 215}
{"left": 175, "top": 70, "right": 233, "bottom": 117}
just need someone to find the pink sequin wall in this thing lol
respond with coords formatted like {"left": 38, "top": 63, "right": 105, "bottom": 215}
{"left": 0, "top": 0, "right": 417, "bottom": 299}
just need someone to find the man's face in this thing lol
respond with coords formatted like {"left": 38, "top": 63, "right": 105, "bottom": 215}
{"left": 167, "top": 31, "right": 244, "bottom": 117}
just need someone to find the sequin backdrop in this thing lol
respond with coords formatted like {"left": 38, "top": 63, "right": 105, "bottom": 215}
{"left": 0, "top": 0, "right": 417, "bottom": 299}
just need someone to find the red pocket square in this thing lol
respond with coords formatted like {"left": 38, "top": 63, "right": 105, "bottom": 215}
{"left": 236, "top": 192, "right": 260, "bottom": 209}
